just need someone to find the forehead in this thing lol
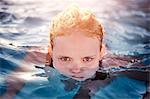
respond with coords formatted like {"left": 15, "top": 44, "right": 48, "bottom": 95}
{"left": 53, "top": 31, "right": 100, "bottom": 56}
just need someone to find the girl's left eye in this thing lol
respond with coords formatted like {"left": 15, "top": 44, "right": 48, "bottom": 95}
{"left": 82, "top": 57, "right": 94, "bottom": 62}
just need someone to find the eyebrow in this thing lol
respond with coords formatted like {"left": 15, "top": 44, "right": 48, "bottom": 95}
{"left": 57, "top": 55, "right": 96, "bottom": 58}
{"left": 83, "top": 55, "right": 96, "bottom": 57}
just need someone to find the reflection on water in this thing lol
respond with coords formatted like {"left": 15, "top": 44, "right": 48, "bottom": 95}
{"left": 0, "top": 0, "right": 149, "bottom": 99}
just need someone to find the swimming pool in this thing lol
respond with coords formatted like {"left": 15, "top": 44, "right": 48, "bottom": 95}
{"left": 0, "top": 0, "right": 149, "bottom": 99}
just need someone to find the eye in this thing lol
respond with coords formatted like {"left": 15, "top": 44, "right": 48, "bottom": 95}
{"left": 58, "top": 57, "right": 72, "bottom": 62}
{"left": 82, "top": 57, "right": 94, "bottom": 62}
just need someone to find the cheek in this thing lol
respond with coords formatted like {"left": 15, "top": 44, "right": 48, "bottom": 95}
{"left": 86, "top": 60, "right": 100, "bottom": 69}
{"left": 52, "top": 59, "right": 62, "bottom": 69}
{"left": 52, "top": 60, "right": 69, "bottom": 72}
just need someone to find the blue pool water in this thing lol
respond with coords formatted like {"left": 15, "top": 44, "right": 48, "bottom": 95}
{"left": 0, "top": 0, "right": 150, "bottom": 99}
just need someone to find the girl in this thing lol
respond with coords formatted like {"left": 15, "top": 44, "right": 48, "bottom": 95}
{"left": 44, "top": 5, "right": 148, "bottom": 99}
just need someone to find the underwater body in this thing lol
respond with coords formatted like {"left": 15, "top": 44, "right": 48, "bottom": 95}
{"left": 0, "top": 0, "right": 150, "bottom": 99}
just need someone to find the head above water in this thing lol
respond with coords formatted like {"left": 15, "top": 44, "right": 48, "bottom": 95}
{"left": 47, "top": 5, "right": 105, "bottom": 81}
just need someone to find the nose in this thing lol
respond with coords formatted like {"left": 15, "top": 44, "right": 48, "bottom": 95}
{"left": 69, "top": 62, "right": 85, "bottom": 73}
{"left": 70, "top": 67, "right": 81, "bottom": 73}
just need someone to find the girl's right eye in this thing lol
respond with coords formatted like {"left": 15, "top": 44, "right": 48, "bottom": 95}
{"left": 58, "top": 57, "right": 72, "bottom": 62}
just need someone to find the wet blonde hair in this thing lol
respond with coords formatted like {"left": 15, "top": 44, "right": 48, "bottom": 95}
{"left": 46, "top": 5, "right": 105, "bottom": 66}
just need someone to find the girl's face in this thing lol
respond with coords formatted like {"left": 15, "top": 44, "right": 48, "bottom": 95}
{"left": 52, "top": 30, "right": 102, "bottom": 81}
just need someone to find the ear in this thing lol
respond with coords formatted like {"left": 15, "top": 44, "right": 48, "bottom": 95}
{"left": 48, "top": 45, "right": 53, "bottom": 59}
{"left": 45, "top": 45, "right": 53, "bottom": 66}
{"left": 99, "top": 44, "right": 106, "bottom": 60}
